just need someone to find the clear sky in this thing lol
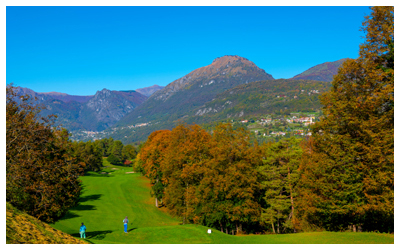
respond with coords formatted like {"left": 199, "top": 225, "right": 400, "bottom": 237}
{"left": 6, "top": 6, "right": 372, "bottom": 96}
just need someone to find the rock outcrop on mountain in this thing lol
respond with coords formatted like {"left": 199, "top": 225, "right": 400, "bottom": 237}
{"left": 78, "top": 89, "right": 147, "bottom": 131}
{"left": 291, "top": 58, "right": 349, "bottom": 82}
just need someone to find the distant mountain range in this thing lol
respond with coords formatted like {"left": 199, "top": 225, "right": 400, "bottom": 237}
{"left": 12, "top": 56, "right": 348, "bottom": 142}
{"left": 14, "top": 87, "right": 147, "bottom": 131}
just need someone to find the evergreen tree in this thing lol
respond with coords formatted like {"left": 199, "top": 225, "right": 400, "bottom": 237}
{"left": 259, "top": 137, "right": 302, "bottom": 233}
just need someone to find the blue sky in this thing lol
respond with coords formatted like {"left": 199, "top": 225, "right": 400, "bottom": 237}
{"left": 6, "top": 6, "right": 371, "bottom": 96}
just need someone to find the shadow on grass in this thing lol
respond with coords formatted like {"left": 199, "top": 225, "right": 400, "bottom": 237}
{"left": 71, "top": 204, "right": 97, "bottom": 211}
{"left": 79, "top": 194, "right": 103, "bottom": 203}
{"left": 128, "top": 228, "right": 137, "bottom": 232}
{"left": 57, "top": 211, "right": 81, "bottom": 221}
{"left": 71, "top": 230, "right": 113, "bottom": 240}
{"left": 83, "top": 172, "right": 114, "bottom": 178}
{"left": 57, "top": 195, "right": 101, "bottom": 221}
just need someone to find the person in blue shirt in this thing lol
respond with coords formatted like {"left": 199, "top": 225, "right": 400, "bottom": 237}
{"left": 123, "top": 216, "right": 129, "bottom": 233}
{"left": 80, "top": 223, "right": 87, "bottom": 238}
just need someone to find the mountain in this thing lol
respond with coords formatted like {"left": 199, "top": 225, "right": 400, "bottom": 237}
{"left": 112, "top": 79, "right": 332, "bottom": 143}
{"left": 6, "top": 203, "right": 86, "bottom": 244}
{"left": 136, "top": 85, "right": 164, "bottom": 97}
{"left": 188, "top": 79, "right": 331, "bottom": 124}
{"left": 117, "top": 55, "right": 274, "bottom": 128}
{"left": 11, "top": 87, "right": 147, "bottom": 132}
{"left": 76, "top": 89, "right": 147, "bottom": 131}
{"left": 291, "top": 58, "right": 349, "bottom": 82}
{"left": 40, "top": 91, "right": 93, "bottom": 103}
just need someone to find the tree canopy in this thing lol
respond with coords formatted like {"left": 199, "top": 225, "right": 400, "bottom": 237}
{"left": 297, "top": 6, "right": 394, "bottom": 232}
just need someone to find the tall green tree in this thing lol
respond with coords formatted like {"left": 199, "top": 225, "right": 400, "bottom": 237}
{"left": 259, "top": 137, "right": 302, "bottom": 233}
{"left": 297, "top": 6, "right": 394, "bottom": 232}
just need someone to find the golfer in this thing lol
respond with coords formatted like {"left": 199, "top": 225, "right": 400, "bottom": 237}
{"left": 80, "top": 223, "right": 86, "bottom": 238}
{"left": 123, "top": 216, "right": 129, "bottom": 233}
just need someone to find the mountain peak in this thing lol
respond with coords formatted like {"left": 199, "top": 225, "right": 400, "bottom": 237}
{"left": 150, "top": 55, "right": 273, "bottom": 102}
{"left": 211, "top": 55, "right": 249, "bottom": 64}
{"left": 291, "top": 58, "right": 350, "bottom": 82}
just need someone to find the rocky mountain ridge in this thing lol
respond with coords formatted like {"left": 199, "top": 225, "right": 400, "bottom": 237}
{"left": 12, "top": 87, "right": 147, "bottom": 132}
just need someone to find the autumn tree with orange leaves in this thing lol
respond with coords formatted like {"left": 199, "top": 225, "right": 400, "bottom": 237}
{"left": 197, "top": 124, "right": 263, "bottom": 234}
{"left": 137, "top": 130, "right": 171, "bottom": 207}
{"left": 297, "top": 6, "right": 394, "bottom": 232}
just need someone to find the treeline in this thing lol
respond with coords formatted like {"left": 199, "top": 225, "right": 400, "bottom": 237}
{"left": 135, "top": 124, "right": 307, "bottom": 234}
{"left": 72, "top": 137, "right": 138, "bottom": 171}
{"left": 135, "top": 7, "right": 393, "bottom": 234}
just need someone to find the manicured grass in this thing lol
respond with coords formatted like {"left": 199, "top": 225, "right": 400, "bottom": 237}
{"left": 51, "top": 162, "right": 394, "bottom": 244}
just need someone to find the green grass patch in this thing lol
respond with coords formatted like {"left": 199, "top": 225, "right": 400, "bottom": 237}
{"left": 51, "top": 161, "right": 394, "bottom": 244}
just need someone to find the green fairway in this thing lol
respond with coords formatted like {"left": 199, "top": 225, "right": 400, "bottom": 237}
{"left": 51, "top": 163, "right": 394, "bottom": 244}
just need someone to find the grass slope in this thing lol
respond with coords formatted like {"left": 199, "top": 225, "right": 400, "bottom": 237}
{"left": 51, "top": 161, "right": 394, "bottom": 244}
{"left": 6, "top": 203, "right": 86, "bottom": 244}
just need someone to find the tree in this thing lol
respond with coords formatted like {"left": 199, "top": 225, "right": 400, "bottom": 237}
{"left": 198, "top": 123, "right": 262, "bottom": 234}
{"left": 297, "top": 7, "right": 394, "bottom": 232}
{"left": 138, "top": 130, "right": 172, "bottom": 208}
{"left": 6, "top": 85, "right": 82, "bottom": 223}
{"left": 107, "top": 154, "right": 122, "bottom": 165}
{"left": 72, "top": 141, "right": 102, "bottom": 172}
{"left": 259, "top": 137, "right": 302, "bottom": 233}
{"left": 161, "top": 124, "right": 212, "bottom": 224}
{"left": 122, "top": 144, "right": 137, "bottom": 160}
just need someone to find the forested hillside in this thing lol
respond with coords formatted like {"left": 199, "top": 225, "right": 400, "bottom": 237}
{"left": 188, "top": 79, "right": 330, "bottom": 124}
{"left": 107, "top": 78, "right": 330, "bottom": 143}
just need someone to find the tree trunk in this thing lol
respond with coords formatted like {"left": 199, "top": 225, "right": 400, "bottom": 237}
{"left": 186, "top": 182, "right": 189, "bottom": 223}
{"left": 155, "top": 177, "right": 159, "bottom": 208}
{"left": 271, "top": 222, "right": 276, "bottom": 234}
{"left": 220, "top": 223, "right": 223, "bottom": 232}
{"left": 352, "top": 224, "right": 356, "bottom": 232}
{"left": 236, "top": 223, "right": 239, "bottom": 235}
{"left": 277, "top": 214, "right": 280, "bottom": 234}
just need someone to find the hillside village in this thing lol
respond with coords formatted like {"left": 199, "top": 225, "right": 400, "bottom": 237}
{"left": 71, "top": 112, "right": 319, "bottom": 142}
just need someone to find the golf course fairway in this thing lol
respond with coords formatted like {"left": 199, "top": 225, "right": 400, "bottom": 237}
{"left": 51, "top": 164, "right": 394, "bottom": 244}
